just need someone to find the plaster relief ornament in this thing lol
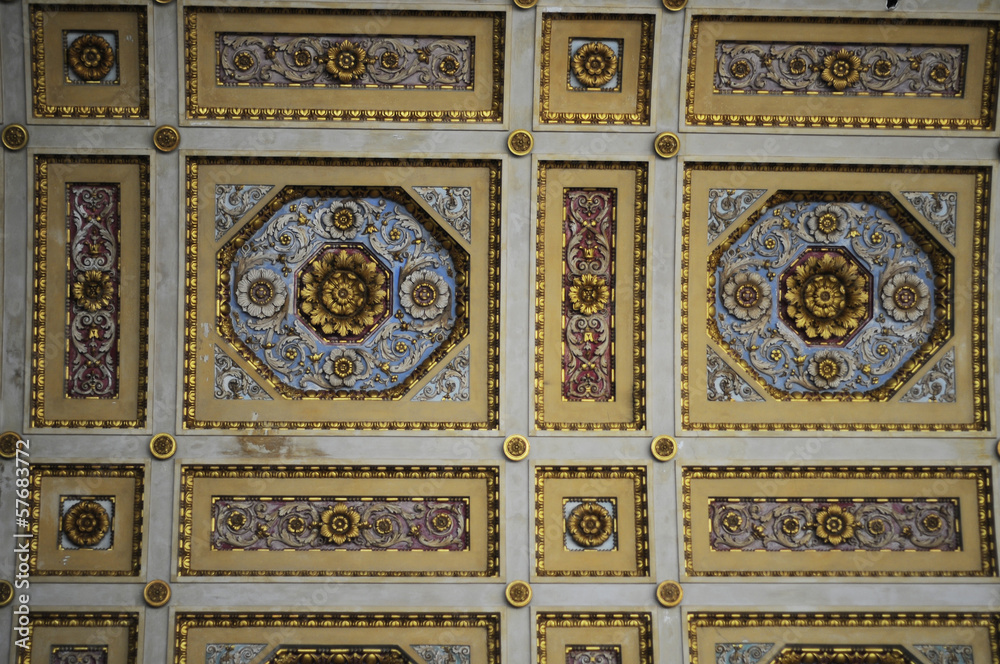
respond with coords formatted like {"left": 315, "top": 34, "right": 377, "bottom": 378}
{"left": 319, "top": 503, "right": 363, "bottom": 545}
{"left": 710, "top": 192, "right": 948, "bottom": 399}
{"left": 220, "top": 189, "right": 466, "bottom": 398}
{"left": 566, "top": 501, "right": 613, "bottom": 548}
{"left": 571, "top": 42, "right": 618, "bottom": 88}
{"left": 325, "top": 40, "right": 368, "bottom": 83}
{"left": 568, "top": 274, "right": 610, "bottom": 315}
{"left": 72, "top": 270, "right": 114, "bottom": 312}
{"left": 67, "top": 34, "right": 115, "bottom": 81}
{"left": 62, "top": 500, "right": 111, "bottom": 547}
{"left": 821, "top": 49, "right": 863, "bottom": 91}
{"left": 812, "top": 505, "right": 855, "bottom": 545}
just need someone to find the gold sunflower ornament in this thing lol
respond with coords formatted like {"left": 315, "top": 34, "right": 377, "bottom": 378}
{"left": 62, "top": 500, "right": 110, "bottom": 547}
{"left": 566, "top": 501, "right": 613, "bottom": 548}
{"left": 319, "top": 503, "right": 362, "bottom": 545}
{"left": 67, "top": 34, "right": 115, "bottom": 82}
{"left": 326, "top": 40, "right": 368, "bottom": 83}
{"left": 813, "top": 504, "right": 855, "bottom": 546}
{"left": 72, "top": 270, "right": 114, "bottom": 312}
{"left": 568, "top": 274, "right": 610, "bottom": 315}
{"left": 821, "top": 48, "right": 862, "bottom": 91}
{"left": 571, "top": 42, "right": 618, "bottom": 88}
{"left": 299, "top": 250, "right": 387, "bottom": 338}
{"left": 783, "top": 252, "right": 869, "bottom": 341}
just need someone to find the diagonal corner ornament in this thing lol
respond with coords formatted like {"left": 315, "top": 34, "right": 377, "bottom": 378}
{"left": 708, "top": 188, "right": 767, "bottom": 244}
{"left": 206, "top": 644, "right": 267, "bottom": 664}
{"left": 901, "top": 191, "right": 957, "bottom": 246}
{"left": 715, "top": 644, "right": 775, "bottom": 664}
{"left": 214, "top": 345, "right": 272, "bottom": 400}
{"left": 412, "top": 345, "right": 470, "bottom": 402}
{"left": 914, "top": 645, "right": 974, "bottom": 664}
{"left": 215, "top": 184, "right": 275, "bottom": 240}
{"left": 412, "top": 186, "right": 472, "bottom": 242}
{"left": 899, "top": 347, "right": 956, "bottom": 403}
{"left": 411, "top": 645, "right": 472, "bottom": 664}
{"left": 707, "top": 346, "right": 764, "bottom": 402}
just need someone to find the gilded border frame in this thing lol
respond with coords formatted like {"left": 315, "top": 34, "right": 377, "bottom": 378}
{"left": 183, "top": 156, "right": 501, "bottom": 431}
{"left": 183, "top": 6, "right": 505, "bottom": 123}
{"left": 29, "top": 4, "right": 150, "bottom": 120}
{"left": 173, "top": 612, "right": 502, "bottom": 664}
{"left": 679, "top": 161, "right": 991, "bottom": 432}
{"left": 687, "top": 612, "right": 1000, "bottom": 664}
{"left": 16, "top": 612, "right": 141, "bottom": 664}
{"left": 536, "top": 612, "right": 654, "bottom": 664}
{"left": 682, "top": 466, "right": 997, "bottom": 578}
{"left": 534, "top": 465, "right": 650, "bottom": 577}
{"left": 539, "top": 13, "right": 655, "bottom": 126}
{"left": 28, "top": 463, "right": 146, "bottom": 577}
{"left": 31, "top": 154, "right": 151, "bottom": 429}
{"left": 685, "top": 15, "right": 999, "bottom": 131}
{"left": 177, "top": 464, "right": 500, "bottom": 578}
{"left": 535, "top": 161, "right": 647, "bottom": 431}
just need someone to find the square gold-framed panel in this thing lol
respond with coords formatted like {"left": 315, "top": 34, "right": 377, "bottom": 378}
{"left": 184, "top": 6, "right": 505, "bottom": 124}
{"left": 538, "top": 12, "right": 655, "bottom": 127}
{"left": 685, "top": 15, "right": 999, "bottom": 131}
{"left": 683, "top": 466, "right": 997, "bottom": 578}
{"left": 15, "top": 611, "right": 141, "bottom": 664}
{"left": 680, "top": 161, "right": 992, "bottom": 433}
{"left": 177, "top": 464, "right": 499, "bottom": 578}
{"left": 184, "top": 156, "right": 500, "bottom": 431}
{"left": 535, "top": 161, "right": 647, "bottom": 431}
{"left": 536, "top": 612, "right": 653, "bottom": 664}
{"left": 28, "top": 463, "right": 146, "bottom": 578}
{"left": 174, "top": 612, "right": 500, "bottom": 664}
{"left": 688, "top": 612, "right": 999, "bottom": 664}
{"left": 534, "top": 464, "right": 649, "bottom": 579}
{"left": 31, "top": 154, "right": 151, "bottom": 429}
{"left": 29, "top": 4, "right": 150, "bottom": 121}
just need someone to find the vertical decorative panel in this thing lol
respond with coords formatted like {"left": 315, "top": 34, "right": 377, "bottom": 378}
{"left": 680, "top": 162, "right": 991, "bottom": 433}
{"left": 32, "top": 155, "right": 150, "bottom": 429}
{"left": 536, "top": 162, "right": 646, "bottom": 430}
{"left": 29, "top": 4, "right": 149, "bottom": 121}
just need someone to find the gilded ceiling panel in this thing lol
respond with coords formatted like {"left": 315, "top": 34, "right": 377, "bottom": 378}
{"left": 533, "top": 464, "right": 650, "bottom": 578}
{"left": 537, "top": 12, "right": 655, "bottom": 126}
{"left": 536, "top": 613, "right": 654, "bottom": 664}
{"left": 680, "top": 162, "right": 991, "bottom": 433}
{"left": 183, "top": 6, "right": 505, "bottom": 124}
{"left": 685, "top": 15, "right": 999, "bottom": 130}
{"left": 14, "top": 612, "right": 141, "bottom": 664}
{"left": 177, "top": 464, "right": 499, "bottom": 578}
{"left": 184, "top": 157, "right": 499, "bottom": 430}
{"left": 174, "top": 613, "right": 500, "bottom": 664}
{"left": 688, "top": 613, "right": 999, "bottom": 664}
{"left": 683, "top": 466, "right": 996, "bottom": 577}
{"left": 535, "top": 162, "right": 647, "bottom": 430}
{"left": 29, "top": 3, "right": 150, "bottom": 121}
{"left": 30, "top": 155, "right": 150, "bottom": 429}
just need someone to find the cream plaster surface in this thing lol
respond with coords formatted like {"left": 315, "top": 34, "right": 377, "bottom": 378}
{"left": 2, "top": 0, "right": 1000, "bottom": 663}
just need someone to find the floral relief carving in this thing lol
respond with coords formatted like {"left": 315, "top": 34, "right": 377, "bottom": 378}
{"left": 563, "top": 189, "right": 616, "bottom": 401}
{"left": 708, "top": 189, "right": 768, "bottom": 244}
{"left": 715, "top": 41, "right": 965, "bottom": 96}
{"left": 60, "top": 497, "right": 114, "bottom": 549}
{"left": 710, "top": 498, "right": 960, "bottom": 552}
{"left": 51, "top": 646, "right": 109, "bottom": 664}
{"left": 565, "top": 647, "right": 621, "bottom": 664}
{"left": 216, "top": 185, "right": 275, "bottom": 240}
{"left": 706, "top": 347, "right": 764, "bottom": 402}
{"left": 218, "top": 33, "right": 474, "bottom": 89}
{"left": 206, "top": 644, "right": 267, "bottom": 664}
{"left": 711, "top": 192, "right": 950, "bottom": 400}
{"left": 214, "top": 345, "right": 272, "bottom": 400}
{"left": 565, "top": 501, "right": 615, "bottom": 549}
{"left": 412, "top": 187, "right": 472, "bottom": 242}
{"left": 913, "top": 645, "right": 974, "bottom": 664}
{"left": 220, "top": 188, "right": 467, "bottom": 399}
{"left": 900, "top": 347, "right": 956, "bottom": 403}
{"left": 66, "top": 33, "right": 116, "bottom": 82}
{"left": 715, "top": 644, "right": 775, "bottom": 664}
{"left": 902, "top": 191, "right": 958, "bottom": 246}
{"left": 411, "top": 645, "right": 471, "bottom": 664}
{"left": 412, "top": 345, "right": 470, "bottom": 402}
{"left": 212, "top": 497, "right": 470, "bottom": 552}
{"left": 570, "top": 41, "right": 619, "bottom": 89}
{"left": 66, "top": 184, "right": 120, "bottom": 399}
